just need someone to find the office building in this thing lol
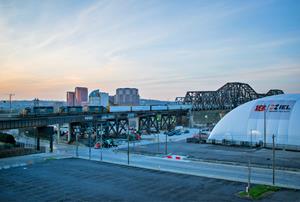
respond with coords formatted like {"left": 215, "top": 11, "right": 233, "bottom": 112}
{"left": 66, "top": 92, "right": 75, "bottom": 106}
{"left": 89, "top": 89, "right": 109, "bottom": 107}
{"left": 114, "top": 88, "right": 140, "bottom": 106}
{"left": 75, "top": 87, "right": 88, "bottom": 106}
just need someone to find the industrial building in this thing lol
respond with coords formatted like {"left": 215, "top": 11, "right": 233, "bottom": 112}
{"left": 208, "top": 94, "right": 300, "bottom": 149}
{"left": 89, "top": 89, "right": 109, "bottom": 107}
{"left": 114, "top": 88, "right": 140, "bottom": 106}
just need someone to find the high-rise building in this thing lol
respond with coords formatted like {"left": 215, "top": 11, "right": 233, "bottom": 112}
{"left": 66, "top": 92, "right": 75, "bottom": 106}
{"left": 75, "top": 87, "right": 88, "bottom": 106}
{"left": 114, "top": 88, "right": 140, "bottom": 105}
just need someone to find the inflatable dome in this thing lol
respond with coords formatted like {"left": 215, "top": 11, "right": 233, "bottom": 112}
{"left": 208, "top": 94, "right": 300, "bottom": 147}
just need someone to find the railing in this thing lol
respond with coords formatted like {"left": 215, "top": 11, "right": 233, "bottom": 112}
{"left": 0, "top": 142, "right": 46, "bottom": 158}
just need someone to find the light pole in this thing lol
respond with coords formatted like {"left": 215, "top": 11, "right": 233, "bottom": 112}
{"left": 250, "top": 129, "right": 253, "bottom": 148}
{"left": 87, "top": 126, "right": 92, "bottom": 160}
{"left": 127, "top": 125, "right": 130, "bottom": 165}
{"left": 165, "top": 131, "right": 168, "bottom": 155}
{"left": 157, "top": 133, "right": 160, "bottom": 153}
{"left": 272, "top": 134, "right": 276, "bottom": 185}
{"left": 100, "top": 124, "right": 103, "bottom": 161}
{"left": 246, "top": 129, "right": 260, "bottom": 193}
{"left": 263, "top": 104, "right": 270, "bottom": 148}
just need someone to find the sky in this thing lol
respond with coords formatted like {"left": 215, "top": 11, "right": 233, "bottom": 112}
{"left": 0, "top": 0, "right": 300, "bottom": 101}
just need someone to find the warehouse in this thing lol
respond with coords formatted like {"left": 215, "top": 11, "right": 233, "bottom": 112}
{"left": 208, "top": 94, "right": 300, "bottom": 149}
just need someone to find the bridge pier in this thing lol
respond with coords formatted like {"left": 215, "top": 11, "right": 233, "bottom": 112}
{"left": 67, "top": 123, "right": 71, "bottom": 142}
{"left": 34, "top": 127, "right": 40, "bottom": 151}
{"left": 128, "top": 117, "right": 139, "bottom": 131}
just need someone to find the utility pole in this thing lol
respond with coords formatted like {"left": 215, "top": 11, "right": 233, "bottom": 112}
{"left": 165, "top": 132, "right": 168, "bottom": 155}
{"left": 88, "top": 127, "right": 91, "bottom": 160}
{"left": 272, "top": 134, "right": 276, "bottom": 185}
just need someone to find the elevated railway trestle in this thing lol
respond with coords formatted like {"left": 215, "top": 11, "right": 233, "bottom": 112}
{"left": 0, "top": 110, "right": 189, "bottom": 136}
{"left": 176, "top": 82, "right": 284, "bottom": 111}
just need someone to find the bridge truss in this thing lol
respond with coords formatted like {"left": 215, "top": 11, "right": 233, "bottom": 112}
{"left": 176, "top": 82, "right": 284, "bottom": 111}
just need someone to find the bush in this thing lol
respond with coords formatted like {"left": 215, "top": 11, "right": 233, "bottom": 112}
{"left": 0, "top": 133, "right": 16, "bottom": 145}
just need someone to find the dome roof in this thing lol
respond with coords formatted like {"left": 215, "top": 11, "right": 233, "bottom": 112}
{"left": 208, "top": 94, "right": 300, "bottom": 146}
{"left": 89, "top": 89, "right": 100, "bottom": 97}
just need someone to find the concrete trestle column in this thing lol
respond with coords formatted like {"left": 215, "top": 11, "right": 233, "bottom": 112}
{"left": 67, "top": 123, "right": 71, "bottom": 142}
{"left": 128, "top": 117, "right": 139, "bottom": 131}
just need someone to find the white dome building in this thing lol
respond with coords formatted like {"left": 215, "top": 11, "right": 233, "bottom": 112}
{"left": 208, "top": 94, "right": 300, "bottom": 148}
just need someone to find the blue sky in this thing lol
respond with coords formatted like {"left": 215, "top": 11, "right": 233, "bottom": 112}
{"left": 0, "top": 0, "right": 299, "bottom": 100}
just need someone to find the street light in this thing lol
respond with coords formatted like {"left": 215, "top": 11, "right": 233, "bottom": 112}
{"left": 97, "top": 124, "right": 103, "bottom": 161}
{"left": 272, "top": 134, "right": 276, "bottom": 185}
{"left": 263, "top": 104, "right": 270, "bottom": 148}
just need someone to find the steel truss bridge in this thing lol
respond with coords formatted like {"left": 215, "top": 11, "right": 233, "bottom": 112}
{"left": 175, "top": 82, "right": 284, "bottom": 111}
{"left": 0, "top": 109, "right": 189, "bottom": 137}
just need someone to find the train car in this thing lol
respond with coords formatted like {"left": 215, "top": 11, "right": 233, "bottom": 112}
{"left": 59, "top": 106, "right": 83, "bottom": 114}
{"left": 20, "top": 106, "right": 54, "bottom": 116}
{"left": 167, "top": 105, "right": 182, "bottom": 110}
{"left": 151, "top": 105, "right": 168, "bottom": 111}
{"left": 33, "top": 106, "right": 54, "bottom": 114}
{"left": 131, "top": 106, "right": 151, "bottom": 112}
{"left": 109, "top": 106, "right": 131, "bottom": 112}
{"left": 84, "top": 106, "right": 107, "bottom": 113}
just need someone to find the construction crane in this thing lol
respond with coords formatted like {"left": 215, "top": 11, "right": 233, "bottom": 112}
{"left": 8, "top": 93, "right": 15, "bottom": 113}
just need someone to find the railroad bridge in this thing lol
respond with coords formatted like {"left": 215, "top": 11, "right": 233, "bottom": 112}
{"left": 176, "top": 82, "right": 284, "bottom": 111}
{"left": 175, "top": 82, "right": 284, "bottom": 126}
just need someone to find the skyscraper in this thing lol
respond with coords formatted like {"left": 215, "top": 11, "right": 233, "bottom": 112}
{"left": 66, "top": 92, "right": 75, "bottom": 106}
{"left": 75, "top": 87, "right": 88, "bottom": 106}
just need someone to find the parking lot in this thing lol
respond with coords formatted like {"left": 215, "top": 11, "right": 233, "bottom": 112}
{"left": 0, "top": 158, "right": 299, "bottom": 202}
{"left": 122, "top": 140, "right": 300, "bottom": 170}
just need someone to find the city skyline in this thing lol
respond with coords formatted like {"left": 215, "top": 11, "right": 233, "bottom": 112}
{"left": 1, "top": 0, "right": 300, "bottom": 101}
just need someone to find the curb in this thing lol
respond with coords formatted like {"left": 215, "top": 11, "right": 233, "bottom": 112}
{"left": 115, "top": 149, "right": 300, "bottom": 172}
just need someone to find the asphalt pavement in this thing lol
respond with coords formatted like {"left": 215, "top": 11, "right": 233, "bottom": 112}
{"left": 0, "top": 158, "right": 299, "bottom": 202}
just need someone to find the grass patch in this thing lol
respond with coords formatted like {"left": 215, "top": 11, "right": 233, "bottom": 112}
{"left": 238, "top": 185, "right": 280, "bottom": 200}
{"left": 45, "top": 157, "right": 57, "bottom": 161}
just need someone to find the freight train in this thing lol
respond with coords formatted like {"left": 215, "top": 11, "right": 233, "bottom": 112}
{"left": 19, "top": 104, "right": 192, "bottom": 117}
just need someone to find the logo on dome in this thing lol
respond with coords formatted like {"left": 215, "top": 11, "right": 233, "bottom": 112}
{"left": 255, "top": 105, "right": 266, "bottom": 112}
{"left": 269, "top": 104, "right": 291, "bottom": 112}
{"left": 251, "top": 100, "right": 296, "bottom": 120}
